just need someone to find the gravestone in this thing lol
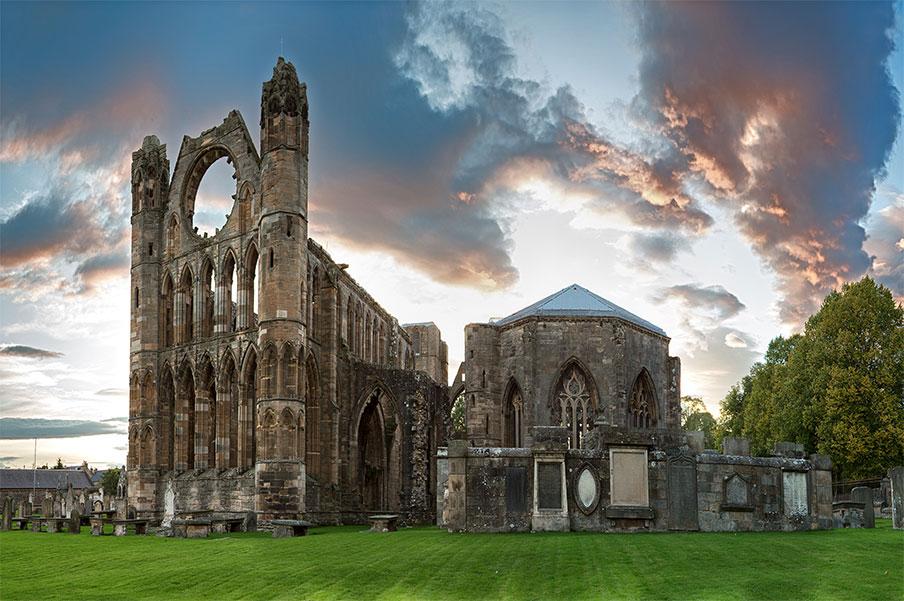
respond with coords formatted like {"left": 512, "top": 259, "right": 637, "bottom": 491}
{"left": 668, "top": 453, "right": 698, "bottom": 530}
{"left": 23, "top": 500, "right": 32, "bottom": 517}
{"left": 1, "top": 498, "right": 11, "bottom": 531}
{"left": 93, "top": 500, "right": 103, "bottom": 512}
{"left": 42, "top": 497, "right": 53, "bottom": 517}
{"left": 53, "top": 498, "right": 62, "bottom": 518}
{"left": 850, "top": 487, "right": 875, "bottom": 528}
{"left": 722, "top": 473, "right": 751, "bottom": 510}
{"left": 505, "top": 466, "right": 528, "bottom": 513}
{"left": 537, "top": 463, "right": 562, "bottom": 510}
{"left": 722, "top": 437, "right": 750, "bottom": 456}
{"left": 890, "top": 466, "right": 904, "bottom": 530}
{"left": 686, "top": 431, "right": 705, "bottom": 454}
{"left": 773, "top": 442, "right": 805, "bottom": 458}
{"left": 783, "top": 471, "right": 808, "bottom": 517}
{"left": 68, "top": 509, "right": 81, "bottom": 534}
{"left": 161, "top": 478, "right": 176, "bottom": 530}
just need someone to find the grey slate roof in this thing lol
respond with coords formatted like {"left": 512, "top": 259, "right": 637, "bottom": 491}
{"left": 0, "top": 469, "right": 95, "bottom": 490}
{"left": 493, "top": 284, "right": 667, "bottom": 336}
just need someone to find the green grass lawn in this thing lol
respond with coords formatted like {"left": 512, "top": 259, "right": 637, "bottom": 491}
{"left": 1, "top": 520, "right": 901, "bottom": 601}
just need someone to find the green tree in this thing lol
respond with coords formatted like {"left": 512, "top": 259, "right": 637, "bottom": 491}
{"left": 681, "top": 396, "right": 717, "bottom": 448}
{"left": 53, "top": 458, "right": 64, "bottom": 469}
{"left": 718, "top": 277, "right": 904, "bottom": 478}
{"left": 101, "top": 467, "right": 121, "bottom": 496}
{"left": 791, "top": 277, "right": 904, "bottom": 478}
{"left": 450, "top": 393, "right": 466, "bottom": 439}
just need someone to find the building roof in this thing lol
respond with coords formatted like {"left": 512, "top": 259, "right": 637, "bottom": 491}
{"left": 0, "top": 469, "right": 95, "bottom": 490}
{"left": 493, "top": 284, "right": 667, "bottom": 336}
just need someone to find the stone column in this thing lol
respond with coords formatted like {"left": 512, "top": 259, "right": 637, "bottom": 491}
{"left": 809, "top": 454, "right": 833, "bottom": 529}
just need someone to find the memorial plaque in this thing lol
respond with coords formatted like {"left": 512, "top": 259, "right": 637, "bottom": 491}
{"left": 537, "top": 462, "right": 562, "bottom": 510}
{"left": 725, "top": 474, "right": 748, "bottom": 506}
{"left": 505, "top": 466, "right": 528, "bottom": 513}
{"left": 850, "top": 486, "right": 875, "bottom": 528}
{"left": 610, "top": 448, "right": 649, "bottom": 507}
{"left": 783, "top": 471, "right": 808, "bottom": 516}
{"left": 575, "top": 467, "right": 598, "bottom": 513}
{"left": 668, "top": 455, "right": 698, "bottom": 530}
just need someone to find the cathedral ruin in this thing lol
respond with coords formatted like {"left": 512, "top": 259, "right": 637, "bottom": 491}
{"left": 128, "top": 58, "right": 834, "bottom": 532}
{"left": 127, "top": 58, "right": 448, "bottom": 524}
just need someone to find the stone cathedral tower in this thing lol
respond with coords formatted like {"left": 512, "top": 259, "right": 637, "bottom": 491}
{"left": 127, "top": 59, "right": 448, "bottom": 526}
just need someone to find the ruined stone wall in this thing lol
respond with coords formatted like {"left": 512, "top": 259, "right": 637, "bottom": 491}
{"left": 440, "top": 437, "right": 834, "bottom": 533}
{"left": 462, "top": 317, "right": 677, "bottom": 448}
{"left": 167, "top": 469, "right": 255, "bottom": 515}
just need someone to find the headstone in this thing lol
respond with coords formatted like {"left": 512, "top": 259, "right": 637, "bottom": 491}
{"left": 161, "top": 478, "right": 176, "bottom": 530}
{"left": 773, "top": 441, "right": 805, "bottom": 458}
{"left": 505, "top": 466, "right": 528, "bottom": 513}
{"left": 851, "top": 486, "right": 875, "bottom": 528}
{"left": 243, "top": 511, "right": 257, "bottom": 533}
{"left": 93, "top": 500, "right": 103, "bottom": 512}
{"left": 890, "top": 466, "right": 904, "bottom": 530}
{"left": 53, "top": 498, "right": 62, "bottom": 518}
{"left": 42, "top": 497, "right": 53, "bottom": 517}
{"left": 722, "top": 473, "right": 750, "bottom": 509}
{"left": 68, "top": 509, "right": 80, "bottom": 534}
{"left": 536, "top": 463, "right": 562, "bottom": 510}
{"left": 667, "top": 453, "right": 698, "bottom": 530}
{"left": 722, "top": 437, "right": 750, "bottom": 456}
{"left": 783, "top": 471, "right": 808, "bottom": 517}
{"left": 686, "top": 431, "right": 705, "bottom": 454}
{"left": 1, "top": 497, "right": 11, "bottom": 531}
{"left": 23, "top": 500, "right": 32, "bottom": 517}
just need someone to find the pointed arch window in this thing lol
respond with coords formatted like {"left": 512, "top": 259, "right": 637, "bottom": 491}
{"left": 504, "top": 388, "right": 524, "bottom": 448}
{"left": 629, "top": 370, "right": 657, "bottom": 429}
{"left": 552, "top": 365, "right": 595, "bottom": 449}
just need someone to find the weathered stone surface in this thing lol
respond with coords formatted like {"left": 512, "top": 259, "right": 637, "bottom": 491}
{"left": 773, "top": 442, "right": 805, "bottom": 458}
{"left": 68, "top": 510, "right": 80, "bottom": 534}
{"left": 686, "top": 431, "right": 705, "bottom": 454}
{"left": 537, "top": 463, "right": 562, "bottom": 510}
{"left": 127, "top": 59, "right": 449, "bottom": 527}
{"left": 851, "top": 486, "right": 875, "bottom": 528}
{"left": 890, "top": 466, "right": 904, "bottom": 530}
{"left": 722, "top": 438, "right": 750, "bottom": 456}
{"left": 783, "top": 471, "right": 808, "bottom": 518}
{"left": 505, "top": 466, "right": 528, "bottom": 513}
{"left": 1, "top": 497, "right": 11, "bottom": 531}
{"left": 667, "top": 453, "right": 697, "bottom": 530}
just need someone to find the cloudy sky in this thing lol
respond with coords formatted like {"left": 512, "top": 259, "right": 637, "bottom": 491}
{"left": 1, "top": 1, "right": 902, "bottom": 468}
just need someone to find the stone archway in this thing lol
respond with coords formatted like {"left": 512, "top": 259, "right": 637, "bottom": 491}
{"left": 358, "top": 397, "right": 386, "bottom": 510}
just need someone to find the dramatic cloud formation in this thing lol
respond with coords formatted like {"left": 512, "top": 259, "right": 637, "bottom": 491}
{"left": 389, "top": 2, "right": 715, "bottom": 288}
{"left": 657, "top": 284, "right": 746, "bottom": 320}
{"left": 0, "top": 417, "right": 126, "bottom": 439}
{"left": 864, "top": 197, "right": 904, "bottom": 300}
{"left": 0, "top": 345, "right": 63, "bottom": 359}
{"left": 632, "top": 1, "right": 901, "bottom": 322}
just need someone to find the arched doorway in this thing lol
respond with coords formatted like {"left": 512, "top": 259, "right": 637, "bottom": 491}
{"left": 358, "top": 395, "right": 386, "bottom": 510}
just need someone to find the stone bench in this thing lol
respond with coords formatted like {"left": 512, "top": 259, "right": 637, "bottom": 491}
{"left": 12, "top": 517, "right": 30, "bottom": 530}
{"left": 271, "top": 519, "right": 312, "bottom": 538}
{"left": 112, "top": 519, "right": 149, "bottom": 536}
{"left": 172, "top": 518, "right": 211, "bottom": 539}
{"left": 368, "top": 514, "right": 399, "bottom": 532}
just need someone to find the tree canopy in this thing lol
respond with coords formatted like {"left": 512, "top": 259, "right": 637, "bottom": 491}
{"left": 717, "top": 277, "right": 904, "bottom": 479}
{"left": 681, "top": 396, "right": 716, "bottom": 449}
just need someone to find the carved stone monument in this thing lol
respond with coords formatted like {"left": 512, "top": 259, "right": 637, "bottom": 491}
{"left": 850, "top": 486, "right": 875, "bottom": 528}
{"left": 890, "top": 466, "right": 904, "bottom": 530}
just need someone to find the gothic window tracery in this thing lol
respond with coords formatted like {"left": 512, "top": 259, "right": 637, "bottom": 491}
{"left": 629, "top": 369, "right": 657, "bottom": 429}
{"left": 553, "top": 365, "right": 595, "bottom": 449}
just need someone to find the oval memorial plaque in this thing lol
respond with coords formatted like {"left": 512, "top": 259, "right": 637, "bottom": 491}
{"left": 576, "top": 466, "right": 598, "bottom": 514}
